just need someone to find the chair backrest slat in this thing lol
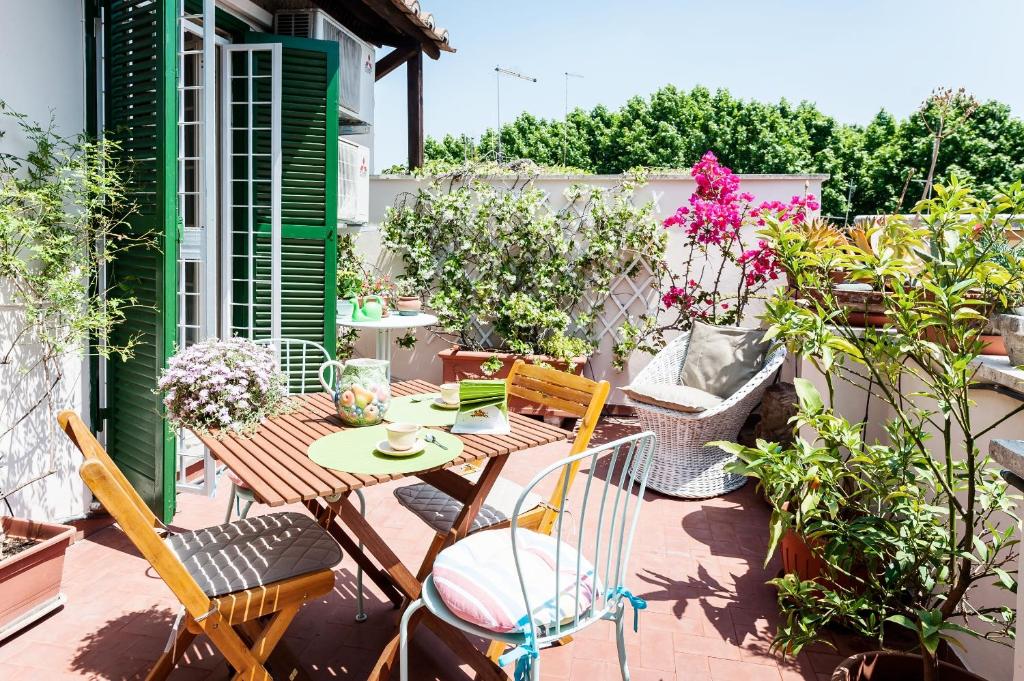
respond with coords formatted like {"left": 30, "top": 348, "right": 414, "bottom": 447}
{"left": 60, "top": 411, "right": 212, "bottom": 617}
{"left": 59, "top": 411, "right": 161, "bottom": 530}
{"left": 505, "top": 360, "right": 610, "bottom": 535}
{"left": 509, "top": 431, "right": 656, "bottom": 646}
{"left": 254, "top": 337, "right": 331, "bottom": 395}
{"left": 506, "top": 361, "right": 598, "bottom": 418}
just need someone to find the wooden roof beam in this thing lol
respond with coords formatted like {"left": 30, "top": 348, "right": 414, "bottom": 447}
{"left": 375, "top": 45, "right": 418, "bottom": 81}
{"left": 407, "top": 51, "right": 424, "bottom": 169}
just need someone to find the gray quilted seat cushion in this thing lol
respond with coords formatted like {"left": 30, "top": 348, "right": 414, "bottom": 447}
{"left": 394, "top": 478, "right": 543, "bottom": 535}
{"left": 166, "top": 512, "right": 342, "bottom": 597}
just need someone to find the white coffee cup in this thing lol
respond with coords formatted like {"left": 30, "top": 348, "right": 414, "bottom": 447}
{"left": 439, "top": 382, "right": 460, "bottom": 405}
{"left": 385, "top": 422, "right": 420, "bottom": 451}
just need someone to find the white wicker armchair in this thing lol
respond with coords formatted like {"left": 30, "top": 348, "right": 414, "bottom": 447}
{"left": 626, "top": 331, "right": 787, "bottom": 498}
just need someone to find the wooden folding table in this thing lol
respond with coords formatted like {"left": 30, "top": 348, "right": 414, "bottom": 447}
{"left": 196, "top": 379, "right": 572, "bottom": 680}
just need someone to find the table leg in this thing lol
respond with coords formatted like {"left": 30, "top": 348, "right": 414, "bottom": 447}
{"left": 413, "top": 455, "right": 510, "bottom": 582}
{"left": 326, "top": 465, "right": 513, "bottom": 681}
{"left": 304, "top": 498, "right": 404, "bottom": 608}
{"left": 369, "top": 615, "right": 509, "bottom": 681}
{"left": 331, "top": 496, "right": 424, "bottom": 599}
{"left": 376, "top": 328, "right": 392, "bottom": 380}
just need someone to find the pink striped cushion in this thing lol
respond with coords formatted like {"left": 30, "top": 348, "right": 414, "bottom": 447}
{"left": 432, "top": 528, "right": 597, "bottom": 634}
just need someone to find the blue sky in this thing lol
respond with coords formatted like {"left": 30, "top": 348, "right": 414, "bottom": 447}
{"left": 371, "top": 0, "right": 1023, "bottom": 171}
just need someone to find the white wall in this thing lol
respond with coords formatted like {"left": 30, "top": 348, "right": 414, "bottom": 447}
{"left": 353, "top": 172, "right": 825, "bottom": 401}
{"left": 0, "top": 0, "right": 90, "bottom": 522}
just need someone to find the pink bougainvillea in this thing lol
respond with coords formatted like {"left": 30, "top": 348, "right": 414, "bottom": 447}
{"left": 659, "top": 151, "right": 814, "bottom": 326}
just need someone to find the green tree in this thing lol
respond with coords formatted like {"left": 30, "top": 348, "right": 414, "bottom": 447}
{"left": 425, "top": 85, "right": 1024, "bottom": 219}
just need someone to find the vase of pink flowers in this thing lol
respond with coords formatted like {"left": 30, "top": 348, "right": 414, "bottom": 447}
{"left": 157, "top": 338, "right": 291, "bottom": 436}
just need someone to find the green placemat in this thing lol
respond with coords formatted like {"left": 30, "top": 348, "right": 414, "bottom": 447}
{"left": 307, "top": 424, "right": 464, "bottom": 476}
{"left": 384, "top": 393, "right": 459, "bottom": 427}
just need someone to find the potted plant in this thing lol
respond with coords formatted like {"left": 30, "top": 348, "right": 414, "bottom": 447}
{"left": 381, "top": 162, "right": 664, "bottom": 413}
{"left": 360, "top": 273, "right": 395, "bottom": 317}
{"left": 337, "top": 268, "right": 362, "bottom": 321}
{"left": 393, "top": 277, "right": 422, "bottom": 316}
{"left": 726, "top": 176, "right": 1024, "bottom": 681}
{"left": 0, "top": 517, "right": 75, "bottom": 638}
{"left": 980, "top": 235, "right": 1024, "bottom": 359}
{"left": 0, "top": 105, "right": 139, "bottom": 636}
{"left": 157, "top": 338, "right": 292, "bottom": 436}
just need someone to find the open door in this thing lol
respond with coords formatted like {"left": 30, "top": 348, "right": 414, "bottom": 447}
{"left": 102, "top": 0, "right": 178, "bottom": 522}
{"left": 222, "top": 33, "right": 339, "bottom": 391}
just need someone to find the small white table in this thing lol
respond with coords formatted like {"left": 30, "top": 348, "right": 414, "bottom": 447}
{"left": 338, "top": 312, "right": 438, "bottom": 379}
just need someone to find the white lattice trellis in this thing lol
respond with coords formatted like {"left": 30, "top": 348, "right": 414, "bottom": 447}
{"left": 586, "top": 255, "right": 661, "bottom": 344}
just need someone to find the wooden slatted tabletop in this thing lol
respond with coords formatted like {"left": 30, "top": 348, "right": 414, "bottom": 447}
{"left": 198, "top": 379, "right": 572, "bottom": 507}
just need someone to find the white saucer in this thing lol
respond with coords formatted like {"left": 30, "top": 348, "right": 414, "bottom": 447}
{"left": 376, "top": 438, "right": 426, "bottom": 457}
{"left": 432, "top": 397, "right": 460, "bottom": 410}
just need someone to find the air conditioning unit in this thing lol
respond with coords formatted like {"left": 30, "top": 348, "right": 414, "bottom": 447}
{"left": 274, "top": 9, "right": 375, "bottom": 124}
{"left": 338, "top": 138, "right": 370, "bottom": 224}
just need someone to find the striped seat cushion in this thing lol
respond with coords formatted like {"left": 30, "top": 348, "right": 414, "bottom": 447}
{"left": 432, "top": 528, "right": 597, "bottom": 634}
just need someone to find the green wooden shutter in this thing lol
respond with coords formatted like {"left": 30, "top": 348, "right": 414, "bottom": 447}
{"left": 243, "top": 33, "right": 339, "bottom": 386}
{"left": 103, "top": 0, "right": 178, "bottom": 521}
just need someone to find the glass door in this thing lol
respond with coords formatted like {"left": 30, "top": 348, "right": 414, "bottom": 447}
{"left": 220, "top": 43, "right": 283, "bottom": 342}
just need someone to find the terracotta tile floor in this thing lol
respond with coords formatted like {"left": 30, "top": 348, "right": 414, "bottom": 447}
{"left": 0, "top": 417, "right": 859, "bottom": 680}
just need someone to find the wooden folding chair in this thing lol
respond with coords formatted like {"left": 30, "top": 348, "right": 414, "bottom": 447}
{"left": 59, "top": 410, "right": 339, "bottom": 681}
{"left": 390, "top": 362, "right": 609, "bottom": 660}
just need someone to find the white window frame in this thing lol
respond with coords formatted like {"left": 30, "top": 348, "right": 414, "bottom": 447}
{"left": 219, "top": 42, "right": 282, "bottom": 341}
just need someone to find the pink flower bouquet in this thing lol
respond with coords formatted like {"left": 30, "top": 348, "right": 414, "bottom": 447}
{"left": 158, "top": 337, "right": 290, "bottom": 435}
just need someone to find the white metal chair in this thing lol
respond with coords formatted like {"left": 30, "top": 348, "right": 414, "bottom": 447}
{"left": 223, "top": 337, "right": 368, "bottom": 622}
{"left": 626, "top": 332, "right": 787, "bottom": 498}
{"left": 399, "top": 431, "right": 657, "bottom": 681}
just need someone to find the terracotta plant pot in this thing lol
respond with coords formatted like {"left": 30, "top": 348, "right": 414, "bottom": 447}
{"left": 780, "top": 528, "right": 829, "bottom": 583}
{"left": 395, "top": 296, "right": 422, "bottom": 316}
{"left": 795, "top": 284, "right": 890, "bottom": 328}
{"left": 437, "top": 348, "right": 586, "bottom": 418}
{"left": 834, "top": 287, "right": 889, "bottom": 327}
{"left": 832, "top": 651, "right": 983, "bottom": 681}
{"left": 922, "top": 326, "right": 1006, "bottom": 357}
{"left": 0, "top": 516, "right": 75, "bottom": 640}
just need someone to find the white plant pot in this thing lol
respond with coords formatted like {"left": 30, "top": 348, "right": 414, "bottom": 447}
{"left": 337, "top": 298, "right": 355, "bottom": 321}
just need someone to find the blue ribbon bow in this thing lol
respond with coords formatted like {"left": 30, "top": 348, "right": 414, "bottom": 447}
{"left": 498, "top": 633, "right": 539, "bottom": 681}
{"left": 608, "top": 586, "right": 647, "bottom": 632}
{"left": 499, "top": 589, "right": 647, "bottom": 680}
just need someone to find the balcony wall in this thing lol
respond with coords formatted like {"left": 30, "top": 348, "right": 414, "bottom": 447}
{"left": 0, "top": 0, "right": 90, "bottom": 522}
{"left": 353, "top": 172, "right": 826, "bottom": 401}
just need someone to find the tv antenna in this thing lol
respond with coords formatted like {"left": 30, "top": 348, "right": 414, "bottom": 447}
{"left": 495, "top": 66, "right": 537, "bottom": 163}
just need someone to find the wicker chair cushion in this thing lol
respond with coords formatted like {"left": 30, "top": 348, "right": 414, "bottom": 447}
{"left": 679, "top": 321, "right": 770, "bottom": 398}
{"left": 621, "top": 383, "right": 722, "bottom": 413}
{"left": 167, "top": 512, "right": 342, "bottom": 596}
{"left": 394, "top": 478, "right": 543, "bottom": 535}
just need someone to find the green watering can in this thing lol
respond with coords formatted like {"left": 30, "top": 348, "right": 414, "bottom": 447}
{"left": 351, "top": 295, "right": 384, "bottom": 322}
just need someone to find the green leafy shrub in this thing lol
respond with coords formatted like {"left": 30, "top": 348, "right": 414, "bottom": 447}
{"left": 381, "top": 163, "right": 665, "bottom": 363}
{"left": 0, "top": 102, "right": 140, "bottom": 514}
{"left": 725, "top": 177, "right": 1024, "bottom": 678}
